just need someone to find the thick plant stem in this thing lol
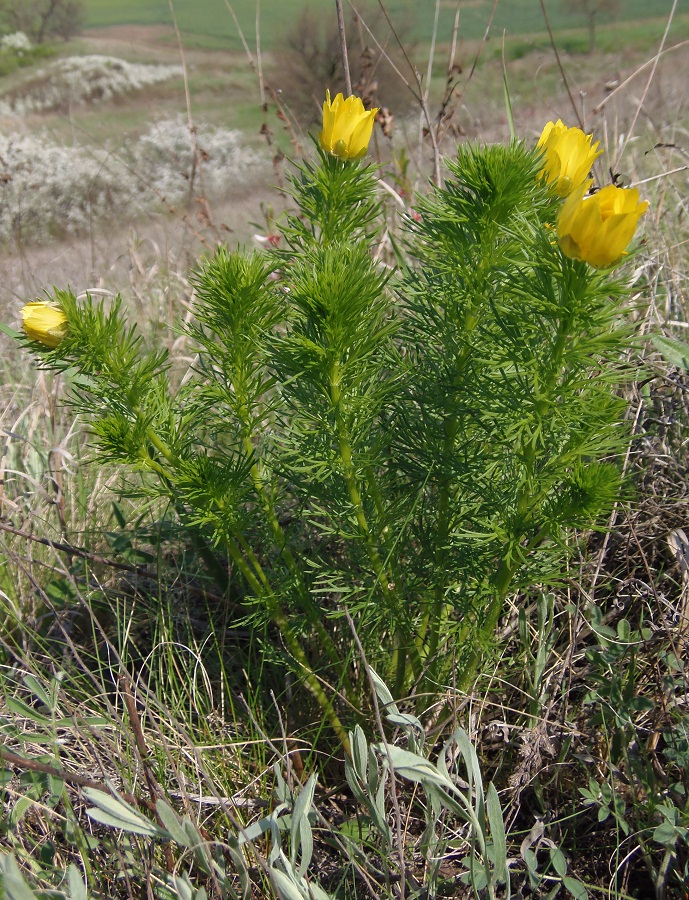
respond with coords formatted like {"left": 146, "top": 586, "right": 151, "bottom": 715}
{"left": 454, "top": 557, "right": 519, "bottom": 695}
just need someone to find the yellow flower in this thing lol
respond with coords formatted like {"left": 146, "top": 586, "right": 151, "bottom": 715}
{"left": 557, "top": 181, "right": 649, "bottom": 269}
{"left": 537, "top": 119, "right": 603, "bottom": 197}
{"left": 319, "top": 90, "right": 378, "bottom": 161}
{"left": 21, "top": 301, "right": 68, "bottom": 348}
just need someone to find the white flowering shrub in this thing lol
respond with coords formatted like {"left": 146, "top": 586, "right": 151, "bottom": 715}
{"left": 133, "top": 116, "right": 264, "bottom": 201}
{"left": 0, "top": 118, "right": 266, "bottom": 243}
{"left": 0, "top": 55, "right": 182, "bottom": 116}
{"left": 0, "top": 134, "right": 129, "bottom": 242}
{"left": 0, "top": 32, "right": 33, "bottom": 54}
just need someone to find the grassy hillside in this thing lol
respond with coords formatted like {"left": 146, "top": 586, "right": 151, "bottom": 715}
{"left": 81, "top": 0, "right": 684, "bottom": 49}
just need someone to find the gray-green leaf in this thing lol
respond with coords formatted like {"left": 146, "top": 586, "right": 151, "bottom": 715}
{"left": 67, "top": 864, "right": 88, "bottom": 900}
{"left": 0, "top": 855, "right": 40, "bottom": 900}
{"left": 83, "top": 787, "right": 165, "bottom": 838}
{"left": 652, "top": 334, "right": 689, "bottom": 370}
{"left": 563, "top": 875, "right": 589, "bottom": 899}
{"left": 486, "top": 782, "right": 508, "bottom": 886}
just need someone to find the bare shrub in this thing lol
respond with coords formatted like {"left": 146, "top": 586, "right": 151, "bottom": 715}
{"left": 0, "top": 0, "right": 85, "bottom": 44}
{"left": 275, "top": 3, "right": 416, "bottom": 129}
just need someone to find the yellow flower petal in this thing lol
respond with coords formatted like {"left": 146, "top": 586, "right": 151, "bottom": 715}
{"left": 347, "top": 112, "right": 376, "bottom": 159}
{"left": 319, "top": 89, "right": 378, "bottom": 161}
{"left": 537, "top": 120, "right": 602, "bottom": 197}
{"left": 321, "top": 89, "right": 336, "bottom": 151}
{"left": 556, "top": 183, "right": 648, "bottom": 269}
{"left": 21, "top": 302, "right": 68, "bottom": 348}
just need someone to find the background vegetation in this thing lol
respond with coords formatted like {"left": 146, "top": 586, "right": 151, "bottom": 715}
{"left": 0, "top": 0, "right": 688, "bottom": 897}
{"left": 78, "top": 0, "right": 686, "bottom": 50}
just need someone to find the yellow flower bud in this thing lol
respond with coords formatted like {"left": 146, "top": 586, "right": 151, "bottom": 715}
{"left": 557, "top": 181, "right": 649, "bottom": 269}
{"left": 319, "top": 89, "right": 378, "bottom": 161}
{"left": 21, "top": 301, "right": 68, "bottom": 348}
{"left": 538, "top": 119, "right": 603, "bottom": 197}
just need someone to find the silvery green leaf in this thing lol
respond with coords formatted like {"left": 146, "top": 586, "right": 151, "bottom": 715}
{"left": 562, "top": 876, "right": 588, "bottom": 899}
{"left": 67, "top": 864, "right": 87, "bottom": 900}
{"left": 309, "top": 882, "right": 335, "bottom": 900}
{"left": 85, "top": 806, "right": 163, "bottom": 838}
{"left": 385, "top": 711, "right": 423, "bottom": 731}
{"left": 239, "top": 811, "right": 282, "bottom": 845}
{"left": 156, "top": 800, "right": 191, "bottom": 847}
{"left": 82, "top": 787, "right": 165, "bottom": 838}
{"left": 549, "top": 846, "right": 567, "bottom": 878}
{"left": 367, "top": 746, "right": 380, "bottom": 796}
{"left": 425, "top": 782, "right": 472, "bottom": 823}
{"left": 459, "top": 861, "right": 487, "bottom": 891}
{"left": 371, "top": 778, "right": 392, "bottom": 846}
{"left": 169, "top": 873, "right": 194, "bottom": 900}
{"left": 170, "top": 872, "right": 209, "bottom": 900}
{"left": 374, "top": 765, "right": 387, "bottom": 820}
{"left": 652, "top": 821, "right": 678, "bottom": 846}
{"left": 22, "top": 674, "right": 53, "bottom": 709}
{"left": 486, "top": 783, "right": 509, "bottom": 890}
{"left": 273, "top": 765, "right": 290, "bottom": 805}
{"left": 344, "top": 764, "right": 367, "bottom": 806}
{"left": 185, "top": 818, "right": 205, "bottom": 850}
{"left": 297, "top": 821, "right": 313, "bottom": 879}
{"left": 368, "top": 669, "right": 399, "bottom": 716}
{"left": 521, "top": 847, "right": 541, "bottom": 888}
{"left": 6, "top": 697, "right": 49, "bottom": 724}
{"left": 227, "top": 841, "right": 251, "bottom": 899}
{"left": 291, "top": 773, "right": 316, "bottom": 874}
{"left": 376, "top": 744, "right": 454, "bottom": 789}
{"left": 271, "top": 868, "right": 306, "bottom": 900}
{"left": 351, "top": 726, "right": 368, "bottom": 781}
{"left": 652, "top": 334, "right": 689, "bottom": 370}
{"left": 437, "top": 741, "right": 451, "bottom": 783}
{"left": 268, "top": 816, "right": 283, "bottom": 866}
{"left": 0, "top": 855, "right": 40, "bottom": 900}
{"left": 291, "top": 775, "right": 317, "bottom": 840}
{"left": 10, "top": 797, "right": 32, "bottom": 826}
{"left": 453, "top": 728, "right": 484, "bottom": 814}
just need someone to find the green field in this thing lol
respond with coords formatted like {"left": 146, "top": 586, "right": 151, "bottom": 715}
{"left": 82, "top": 0, "right": 684, "bottom": 49}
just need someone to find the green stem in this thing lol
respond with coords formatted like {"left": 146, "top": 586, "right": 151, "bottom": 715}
{"left": 418, "top": 415, "right": 458, "bottom": 659}
{"left": 139, "top": 415, "right": 352, "bottom": 754}
{"left": 364, "top": 462, "right": 387, "bottom": 522}
{"left": 224, "top": 529, "right": 352, "bottom": 755}
{"left": 239, "top": 426, "right": 352, "bottom": 694}
{"left": 131, "top": 402, "right": 177, "bottom": 466}
{"left": 144, "top": 426, "right": 175, "bottom": 465}
{"left": 455, "top": 314, "right": 573, "bottom": 694}
{"left": 418, "top": 308, "right": 480, "bottom": 670}
{"left": 330, "top": 361, "right": 421, "bottom": 689}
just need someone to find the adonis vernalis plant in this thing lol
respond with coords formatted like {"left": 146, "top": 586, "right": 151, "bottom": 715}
{"left": 17, "top": 102, "right": 647, "bottom": 749}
